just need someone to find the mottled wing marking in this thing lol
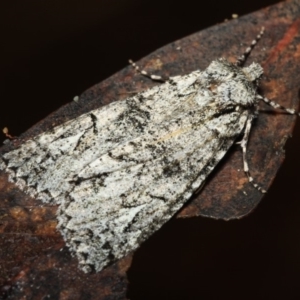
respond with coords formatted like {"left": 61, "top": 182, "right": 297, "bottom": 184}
{"left": 0, "top": 59, "right": 257, "bottom": 273}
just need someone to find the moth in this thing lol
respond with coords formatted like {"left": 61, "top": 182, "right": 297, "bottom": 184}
{"left": 0, "top": 28, "right": 298, "bottom": 273}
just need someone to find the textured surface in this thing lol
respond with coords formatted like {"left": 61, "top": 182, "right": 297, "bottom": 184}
{"left": 0, "top": 59, "right": 263, "bottom": 273}
{"left": 0, "top": 0, "right": 300, "bottom": 299}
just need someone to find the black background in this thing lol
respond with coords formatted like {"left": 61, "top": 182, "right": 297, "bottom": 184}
{"left": 1, "top": 1, "right": 300, "bottom": 299}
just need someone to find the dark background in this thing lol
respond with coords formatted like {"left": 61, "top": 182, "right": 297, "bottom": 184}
{"left": 1, "top": 1, "right": 300, "bottom": 299}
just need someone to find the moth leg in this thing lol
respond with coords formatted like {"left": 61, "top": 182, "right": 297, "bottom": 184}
{"left": 236, "top": 27, "right": 265, "bottom": 66}
{"left": 240, "top": 115, "right": 267, "bottom": 193}
{"left": 257, "top": 94, "right": 300, "bottom": 116}
{"left": 128, "top": 59, "right": 168, "bottom": 82}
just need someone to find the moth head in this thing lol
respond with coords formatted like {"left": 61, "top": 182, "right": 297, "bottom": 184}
{"left": 204, "top": 58, "right": 237, "bottom": 81}
{"left": 205, "top": 59, "right": 263, "bottom": 83}
{"left": 242, "top": 62, "right": 263, "bottom": 82}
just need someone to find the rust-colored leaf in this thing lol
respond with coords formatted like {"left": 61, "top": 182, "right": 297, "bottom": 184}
{"left": 1, "top": 0, "right": 300, "bottom": 299}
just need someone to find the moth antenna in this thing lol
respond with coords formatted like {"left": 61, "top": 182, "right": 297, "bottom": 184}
{"left": 257, "top": 94, "right": 300, "bottom": 116}
{"left": 236, "top": 27, "right": 265, "bottom": 66}
{"left": 128, "top": 59, "right": 168, "bottom": 82}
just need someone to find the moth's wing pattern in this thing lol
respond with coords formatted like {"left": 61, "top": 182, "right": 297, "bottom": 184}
{"left": 0, "top": 71, "right": 203, "bottom": 202}
{"left": 0, "top": 70, "right": 249, "bottom": 272}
